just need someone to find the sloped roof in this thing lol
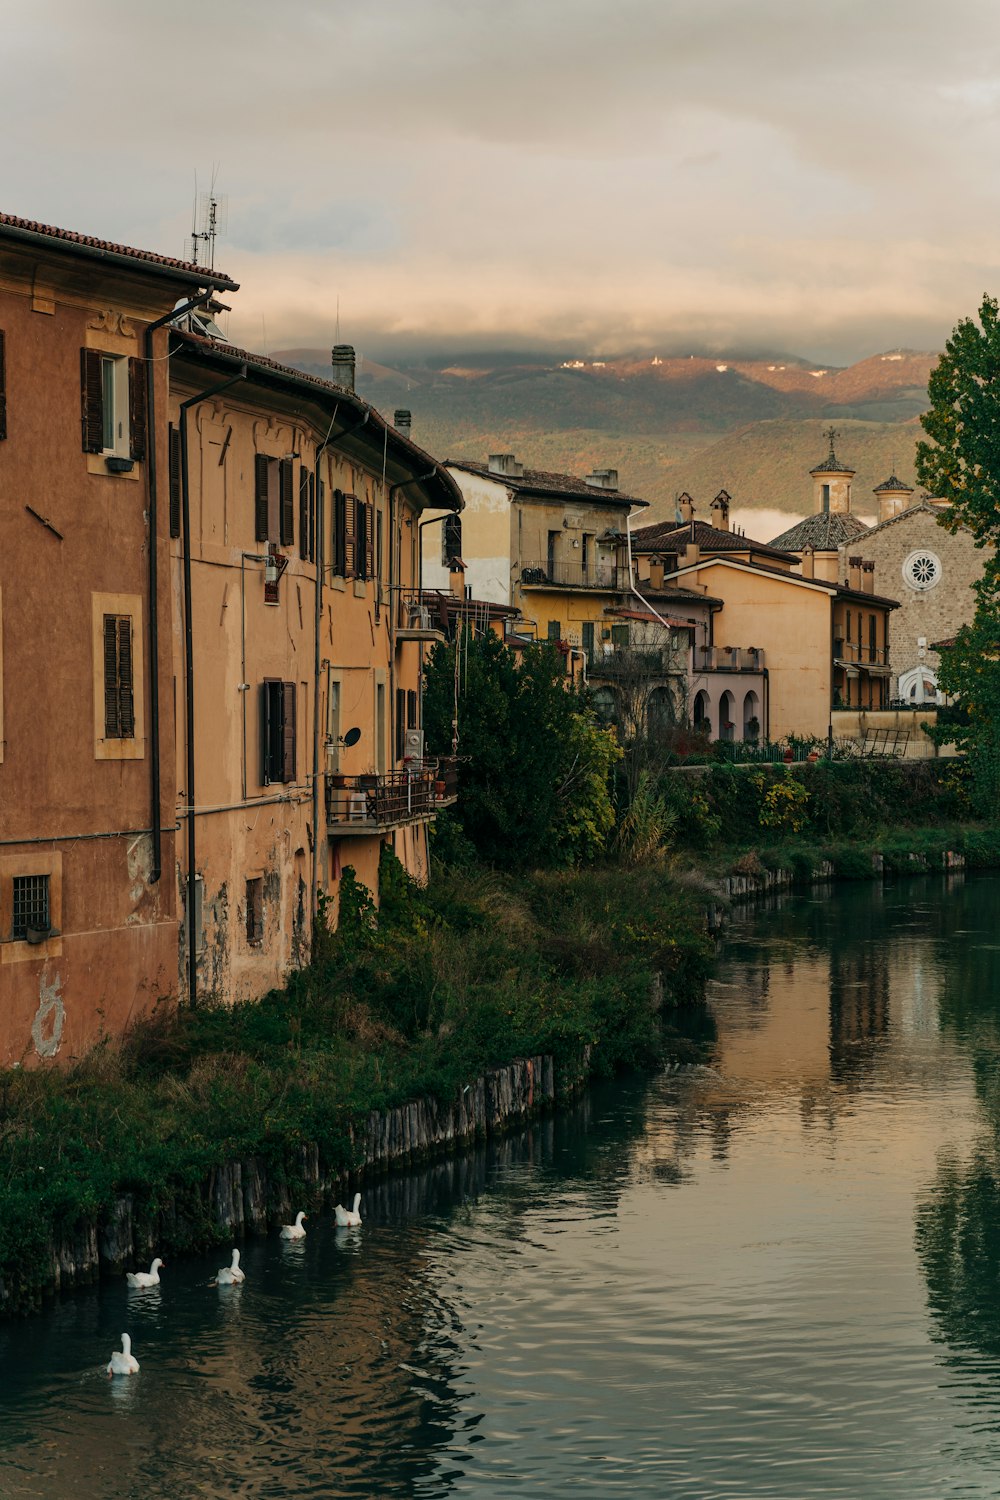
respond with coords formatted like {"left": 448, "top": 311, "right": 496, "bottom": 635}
{"left": 769, "top": 512, "right": 870, "bottom": 551}
{"left": 861, "top": 499, "right": 951, "bottom": 537}
{"left": 873, "top": 473, "right": 914, "bottom": 494}
{"left": 632, "top": 517, "right": 796, "bottom": 563}
{"left": 0, "top": 211, "right": 239, "bottom": 290}
{"left": 446, "top": 458, "right": 647, "bottom": 508}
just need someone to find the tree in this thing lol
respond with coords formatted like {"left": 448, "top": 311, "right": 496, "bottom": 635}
{"left": 916, "top": 295, "right": 1000, "bottom": 810}
{"left": 422, "top": 632, "right": 620, "bottom": 868}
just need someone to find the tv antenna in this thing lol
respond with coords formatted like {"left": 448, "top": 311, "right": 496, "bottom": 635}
{"left": 190, "top": 169, "right": 228, "bottom": 271}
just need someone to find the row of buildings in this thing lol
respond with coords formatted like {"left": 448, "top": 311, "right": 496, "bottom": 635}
{"left": 0, "top": 211, "right": 982, "bottom": 1066}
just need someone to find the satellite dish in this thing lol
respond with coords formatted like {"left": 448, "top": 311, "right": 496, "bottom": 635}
{"left": 341, "top": 726, "right": 362, "bottom": 748}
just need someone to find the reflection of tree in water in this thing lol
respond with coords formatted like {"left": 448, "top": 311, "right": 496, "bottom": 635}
{"left": 828, "top": 942, "right": 891, "bottom": 1083}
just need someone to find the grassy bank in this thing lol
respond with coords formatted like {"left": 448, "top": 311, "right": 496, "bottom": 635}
{"left": 0, "top": 858, "right": 714, "bottom": 1309}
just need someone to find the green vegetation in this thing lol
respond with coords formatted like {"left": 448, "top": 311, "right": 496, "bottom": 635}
{"left": 0, "top": 852, "right": 714, "bottom": 1308}
{"left": 916, "top": 295, "right": 1000, "bottom": 814}
{"left": 423, "top": 632, "right": 620, "bottom": 868}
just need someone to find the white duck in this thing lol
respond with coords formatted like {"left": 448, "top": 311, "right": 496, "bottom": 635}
{"left": 280, "top": 1211, "right": 307, "bottom": 1240}
{"left": 107, "top": 1333, "right": 140, "bottom": 1378}
{"left": 334, "top": 1193, "right": 362, "bottom": 1228}
{"left": 126, "top": 1257, "right": 164, "bottom": 1289}
{"left": 211, "top": 1248, "right": 246, "bottom": 1286}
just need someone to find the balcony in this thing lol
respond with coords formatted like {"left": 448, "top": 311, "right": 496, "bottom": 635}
{"left": 587, "top": 646, "right": 681, "bottom": 678}
{"left": 693, "top": 645, "right": 766, "bottom": 673}
{"left": 520, "top": 560, "right": 630, "bottom": 592}
{"left": 326, "top": 761, "right": 458, "bottom": 836}
{"left": 396, "top": 590, "right": 447, "bottom": 644}
{"left": 833, "top": 641, "right": 890, "bottom": 675}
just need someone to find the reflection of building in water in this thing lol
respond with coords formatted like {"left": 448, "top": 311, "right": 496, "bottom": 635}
{"left": 828, "top": 944, "right": 892, "bottom": 1081}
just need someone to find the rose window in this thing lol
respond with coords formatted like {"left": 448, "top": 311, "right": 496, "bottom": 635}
{"left": 902, "top": 551, "right": 941, "bottom": 591}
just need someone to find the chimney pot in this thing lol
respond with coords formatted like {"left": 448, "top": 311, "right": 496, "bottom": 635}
{"left": 862, "top": 560, "right": 875, "bottom": 594}
{"left": 684, "top": 540, "right": 701, "bottom": 567}
{"left": 678, "top": 492, "right": 694, "bottom": 523}
{"left": 488, "top": 453, "right": 524, "bottom": 478}
{"left": 649, "top": 556, "right": 665, "bottom": 590}
{"left": 584, "top": 468, "right": 619, "bottom": 491}
{"left": 848, "top": 554, "right": 863, "bottom": 591}
{"left": 394, "top": 408, "right": 412, "bottom": 437}
{"left": 331, "top": 344, "right": 356, "bottom": 393}
{"left": 801, "top": 544, "right": 815, "bottom": 579}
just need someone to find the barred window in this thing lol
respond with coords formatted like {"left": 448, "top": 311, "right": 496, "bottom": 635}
{"left": 12, "top": 875, "right": 49, "bottom": 941}
{"left": 246, "top": 877, "right": 263, "bottom": 945}
{"left": 103, "top": 614, "right": 135, "bottom": 739}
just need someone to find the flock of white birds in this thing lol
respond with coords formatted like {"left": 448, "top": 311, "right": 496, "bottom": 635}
{"left": 106, "top": 1193, "right": 363, "bottom": 1377}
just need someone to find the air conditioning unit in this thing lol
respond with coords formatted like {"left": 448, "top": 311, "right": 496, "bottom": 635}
{"left": 403, "top": 729, "right": 425, "bottom": 762}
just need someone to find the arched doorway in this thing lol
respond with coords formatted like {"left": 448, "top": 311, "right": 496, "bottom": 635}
{"left": 693, "top": 689, "right": 711, "bottom": 738}
{"left": 719, "top": 690, "right": 736, "bottom": 742}
{"left": 647, "top": 685, "right": 674, "bottom": 734}
{"left": 897, "top": 667, "right": 940, "bottom": 705}
{"left": 743, "top": 690, "right": 760, "bottom": 742}
{"left": 591, "top": 685, "right": 617, "bottom": 725}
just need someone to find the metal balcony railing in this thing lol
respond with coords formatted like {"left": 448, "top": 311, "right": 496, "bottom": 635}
{"left": 326, "top": 761, "right": 457, "bottom": 833}
{"left": 833, "top": 640, "right": 889, "bottom": 667}
{"left": 586, "top": 646, "right": 678, "bottom": 676}
{"left": 692, "top": 645, "right": 766, "bottom": 672}
{"left": 396, "top": 590, "right": 448, "bottom": 640}
{"left": 520, "top": 560, "right": 630, "bottom": 591}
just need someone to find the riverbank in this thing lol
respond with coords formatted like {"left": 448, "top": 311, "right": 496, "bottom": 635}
{"left": 0, "top": 858, "right": 715, "bottom": 1316}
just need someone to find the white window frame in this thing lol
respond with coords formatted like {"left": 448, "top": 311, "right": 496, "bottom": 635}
{"left": 100, "top": 354, "right": 130, "bottom": 458}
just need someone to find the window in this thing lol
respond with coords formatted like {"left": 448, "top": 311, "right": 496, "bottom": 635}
{"left": 846, "top": 610, "right": 852, "bottom": 643}
{"left": 168, "top": 423, "right": 182, "bottom": 538}
{"left": 582, "top": 620, "right": 595, "bottom": 657}
{"left": 254, "top": 455, "right": 294, "bottom": 546}
{"left": 581, "top": 533, "right": 591, "bottom": 575}
{"left": 395, "top": 687, "right": 407, "bottom": 761}
{"left": 821, "top": 484, "right": 831, "bottom": 511}
{"left": 407, "top": 689, "right": 418, "bottom": 730}
{"left": 442, "top": 512, "right": 462, "bottom": 566}
{"left": 103, "top": 615, "right": 135, "bottom": 739}
{"left": 80, "top": 349, "right": 145, "bottom": 460}
{"left": 246, "top": 877, "right": 263, "bottom": 945}
{"left": 331, "top": 491, "right": 374, "bottom": 580}
{"left": 12, "top": 875, "right": 50, "bottom": 941}
{"left": 299, "top": 469, "right": 315, "bottom": 563}
{"left": 903, "top": 550, "right": 942, "bottom": 591}
{"left": 547, "top": 620, "right": 561, "bottom": 642}
{"left": 868, "top": 615, "right": 877, "bottom": 660}
{"left": 547, "top": 530, "right": 560, "bottom": 575}
{"left": 183, "top": 873, "right": 205, "bottom": 958}
{"left": 260, "top": 679, "right": 297, "bottom": 785}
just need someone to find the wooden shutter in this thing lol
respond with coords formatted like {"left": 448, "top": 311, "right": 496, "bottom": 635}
{"left": 103, "top": 615, "right": 135, "bottom": 739}
{"left": 407, "top": 689, "right": 418, "bottom": 728}
{"left": 356, "top": 500, "right": 368, "bottom": 581}
{"left": 364, "top": 502, "right": 375, "bottom": 581}
{"left": 279, "top": 459, "right": 294, "bottom": 547}
{"left": 282, "top": 681, "right": 297, "bottom": 783}
{"left": 81, "top": 348, "right": 104, "bottom": 453}
{"left": 395, "top": 688, "right": 406, "bottom": 761}
{"left": 254, "top": 454, "right": 269, "bottom": 542}
{"left": 308, "top": 474, "right": 316, "bottom": 564}
{"left": 344, "top": 493, "right": 358, "bottom": 577}
{"left": 168, "top": 424, "right": 182, "bottom": 538}
{"left": 333, "top": 489, "right": 346, "bottom": 575}
{"left": 128, "top": 357, "right": 146, "bottom": 461}
{"left": 317, "top": 478, "right": 325, "bottom": 567}
{"left": 260, "top": 682, "right": 272, "bottom": 783}
{"left": 0, "top": 330, "right": 6, "bottom": 441}
{"left": 444, "top": 512, "right": 462, "bottom": 563}
{"left": 299, "top": 470, "right": 309, "bottom": 560}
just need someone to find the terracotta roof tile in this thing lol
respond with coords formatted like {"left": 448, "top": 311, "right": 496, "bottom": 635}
{"left": 873, "top": 474, "right": 915, "bottom": 494}
{"left": 769, "top": 512, "right": 870, "bottom": 550}
{"left": 632, "top": 517, "right": 795, "bottom": 562}
{"left": 0, "top": 212, "right": 239, "bottom": 290}
{"left": 446, "top": 458, "right": 647, "bottom": 507}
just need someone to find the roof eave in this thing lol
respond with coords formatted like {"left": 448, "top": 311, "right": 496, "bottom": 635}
{"left": 0, "top": 221, "right": 239, "bottom": 292}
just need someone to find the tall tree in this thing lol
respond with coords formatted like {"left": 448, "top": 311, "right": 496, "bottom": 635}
{"left": 916, "top": 295, "right": 1000, "bottom": 811}
{"left": 423, "top": 632, "right": 619, "bottom": 868}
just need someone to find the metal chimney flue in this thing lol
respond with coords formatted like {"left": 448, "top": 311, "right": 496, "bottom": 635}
{"left": 394, "top": 408, "right": 412, "bottom": 437}
{"left": 331, "top": 344, "right": 356, "bottom": 393}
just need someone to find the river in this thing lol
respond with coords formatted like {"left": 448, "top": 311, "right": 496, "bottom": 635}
{"left": 3, "top": 873, "right": 1000, "bottom": 1497}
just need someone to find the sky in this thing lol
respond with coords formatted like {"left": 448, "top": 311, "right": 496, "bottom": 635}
{"left": 5, "top": 0, "right": 1000, "bottom": 364}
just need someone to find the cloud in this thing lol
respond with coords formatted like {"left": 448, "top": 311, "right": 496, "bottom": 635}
{"left": 4, "top": 0, "right": 1000, "bottom": 361}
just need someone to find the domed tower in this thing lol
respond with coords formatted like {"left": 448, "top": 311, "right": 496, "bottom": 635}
{"left": 873, "top": 473, "right": 914, "bottom": 524}
{"left": 810, "top": 427, "right": 855, "bottom": 515}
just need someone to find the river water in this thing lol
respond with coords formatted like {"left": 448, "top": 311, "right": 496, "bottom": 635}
{"left": 4, "top": 874, "right": 1000, "bottom": 1498}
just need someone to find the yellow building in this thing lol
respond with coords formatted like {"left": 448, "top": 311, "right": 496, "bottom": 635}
{"left": 169, "top": 334, "right": 462, "bottom": 1005}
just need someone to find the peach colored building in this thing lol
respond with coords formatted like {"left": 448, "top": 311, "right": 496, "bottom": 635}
{"left": 0, "top": 214, "right": 236, "bottom": 1064}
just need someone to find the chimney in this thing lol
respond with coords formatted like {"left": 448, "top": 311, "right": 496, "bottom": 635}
{"left": 394, "top": 408, "right": 412, "bottom": 438}
{"left": 488, "top": 453, "right": 524, "bottom": 478}
{"left": 678, "top": 492, "right": 694, "bottom": 523}
{"left": 711, "top": 488, "right": 731, "bottom": 533}
{"left": 649, "top": 556, "right": 665, "bottom": 590}
{"left": 800, "top": 543, "right": 815, "bottom": 579}
{"left": 684, "top": 539, "right": 701, "bottom": 567}
{"left": 584, "top": 468, "right": 619, "bottom": 491}
{"left": 848, "top": 555, "right": 863, "bottom": 591}
{"left": 331, "top": 344, "right": 356, "bottom": 392}
{"left": 449, "top": 555, "right": 466, "bottom": 600}
{"left": 862, "top": 560, "right": 875, "bottom": 594}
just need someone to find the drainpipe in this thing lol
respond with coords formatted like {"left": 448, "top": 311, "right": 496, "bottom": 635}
{"left": 143, "top": 289, "right": 216, "bottom": 885}
{"left": 179, "top": 365, "right": 247, "bottom": 1007}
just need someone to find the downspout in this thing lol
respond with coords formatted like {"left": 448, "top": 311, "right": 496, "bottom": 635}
{"left": 179, "top": 364, "right": 247, "bottom": 1007}
{"left": 143, "top": 289, "right": 216, "bottom": 884}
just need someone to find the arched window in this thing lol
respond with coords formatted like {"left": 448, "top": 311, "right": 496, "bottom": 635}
{"left": 693, "top": 689, "right": 711, "bottom": 737}
{"left": 591, "top": 686, "right": 617, "bottom": 724}
{"left": 719, "top": 690, "right": 736, "bottom": 742}
{"left": 743, "top": 690, "right": 760, "bottom": 742}
{"left": 647, "top": 685, "right": 674, "bottom": 733}
{"left": 442, "top": 512, "right": 462, "bottom": 566}
{"left": 897, "top": 667, "right": 940, "bottom": 705}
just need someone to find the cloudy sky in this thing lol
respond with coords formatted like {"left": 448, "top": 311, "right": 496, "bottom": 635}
{"left": 5, "top": 0, "right": 1000, "bottom": 362}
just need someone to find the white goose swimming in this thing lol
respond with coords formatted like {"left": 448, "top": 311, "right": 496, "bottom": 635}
{"left": 280, "top": 1211, "right": 307, "bottom": 1240}
{"left": 334, "top": 1193, "right": 362, "bottom": 1228}
{"left": 126, "top": 1257, "right": 164, "bottom": 1289}
{"left": 211, "top": 1248, "right": 246, "bottom": 1286}
{"left": 107, "top": 1333, "right": 140, "bottom": 1377}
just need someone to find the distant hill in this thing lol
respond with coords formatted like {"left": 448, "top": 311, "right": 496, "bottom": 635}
{"left": 272, "top": 345, "right": 936, "bottom": 519}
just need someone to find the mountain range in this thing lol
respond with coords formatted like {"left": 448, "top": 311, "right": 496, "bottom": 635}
{"left": 273, "top": 345, "right": 937, "bottom": 524}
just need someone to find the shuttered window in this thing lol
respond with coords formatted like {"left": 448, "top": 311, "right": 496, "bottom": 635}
{"left": 127, "top": 357, "right": 146, "bottom": 461}
{"left": 81, "top": 349, "right": 104, "bottom": 453}
{"left": 344, "top": 493, "right": 358, "bottom": 578}
{"left": 406, "top": 689, "right": 418, "bottom": 729}
{"left": 332, "top": 489, "right": 347, "bottom": 576}
{"left": 168, "top": 424, "right": 182, "bottom": 538}
{"left": 260, "top": 679, "right": 297, "bottom": 785}
{"left": 356, "top": 500, "right": 368, "bottom": 581}
{"left": 80, "top": 350, "right": 144, "bottom": 458}
{"left": 0, "top": 329, "right": 7, "bottom": 441}
{"left": 364, "top": 501, "right": 375, "bottom": 581}
{"left": 254, "top": 454, "right": 270, "bottom": 542}
{"left": 317, "top": 478, "right": 325, "bottom": 566}
{"left": 299, "top": 470, "right": 310, "bottom": 561}
{"left": 103, "top": 614, "right": 136, "bottom": 739}
{"left": 279, "top": 459, "right": 294, "bottom": 547}
{"left": 395, "top": 687, "right": 406, "bottom": 761}
{"left": 443, "top": 512, "right": 462, "bottom": 565}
